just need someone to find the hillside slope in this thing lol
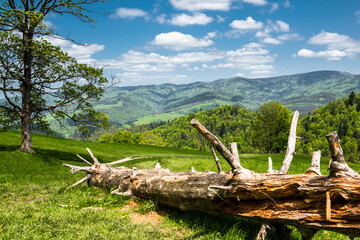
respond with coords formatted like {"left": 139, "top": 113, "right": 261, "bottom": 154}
{"left": 93, "top": 71, "right": 360, "bottom": 127}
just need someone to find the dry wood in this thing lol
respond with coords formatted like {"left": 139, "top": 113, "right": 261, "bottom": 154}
{"left": 306, "top": 151, "right": 322, "bottom": 175}
{"left": 211, "top": 147, "right": 223, "bottom": 173}
{"left": 326, "top": 131, "right": 360, "bottom": 178}
{"left": 190, "top": 119, "right": 253, "bottom": 177}
{"left": 280, "top": 110, "right": 299, "bottom": 174}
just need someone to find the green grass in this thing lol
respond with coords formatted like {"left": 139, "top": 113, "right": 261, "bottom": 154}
{"left": 0, "top": 130, "right": 359, "bottom": 239}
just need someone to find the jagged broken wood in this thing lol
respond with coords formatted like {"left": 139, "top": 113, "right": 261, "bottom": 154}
{"left": 63, "top": 119, "right": 360, "bottom": 239}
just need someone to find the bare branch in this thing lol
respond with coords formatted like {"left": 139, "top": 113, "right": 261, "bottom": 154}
{"left": 306, "top": 150, "right": 322, "bottom": 175}
{"left": 107, "top": 157, "right": 144, "bottom": 166}
{"left": 62, "top": 163, "right": 92, "bottom": 174}
{"left": 211, "top": 148, "right": 223, "bottom": 173}
{"left": 76, "top": 154, "right": 92, "bottom": 166}
{"left": 66, "top": 174, "right": 92, "bottom": 190}
{"left": 86, "top": 148, "right": 100, "bottom": 164}
{"left": 326, "top": 131, "right": 360, "bottom": 178}
{"left": 279, "top": 110, "right": 299, "bottom": 174}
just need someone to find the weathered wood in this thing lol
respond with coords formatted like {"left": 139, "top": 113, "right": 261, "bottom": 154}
{"left": 280, "top": 110, "right": 299, "bottom": 174}
{"left": 326, "top": 131, "right": 360, "bottom": 178}
{"left": 306, "top": 151, "right": 322, "bottom": 176}
{"left": 211, "top": 147, "right": 223, "bottom": 173}
{"left": 229, "top": 142, "right": 240, "bottom": 163}
{"left": 64, "top": 157, "right": 360, "bottom": 238}
{"left": 190, "top": 119, "right": 241, "bottom": 173}
{"left": 190, "top": 119, "right": 253, "bottom": 177}
{"left": 256, "top": 223, "right": 270, "bottom": 240}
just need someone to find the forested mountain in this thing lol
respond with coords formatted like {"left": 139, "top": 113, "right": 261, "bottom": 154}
{"left": 91, "top": 71, "right": 360, "bottom": 128}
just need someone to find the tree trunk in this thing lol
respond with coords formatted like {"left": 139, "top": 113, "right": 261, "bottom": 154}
{"left": 20, "top": 112, "right": 32, "bottom": 153}
{"left": 20, "top": 23, "right": 33, "bottom": 153}
{"left": 63, "top": 120, "right": 360, "bottom": 239}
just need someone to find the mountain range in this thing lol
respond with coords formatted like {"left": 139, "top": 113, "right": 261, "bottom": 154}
{"left": 92, "top": 70, "right": 360, "bottom": 128}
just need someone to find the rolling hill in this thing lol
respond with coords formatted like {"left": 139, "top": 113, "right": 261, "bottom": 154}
{"left": 91, "top": 70, "right": 360, "bottom": 128}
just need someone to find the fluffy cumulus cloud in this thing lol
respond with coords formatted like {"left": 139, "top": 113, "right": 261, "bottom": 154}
{"left": 111, "top": 8, "right": 148, "bottom": 19}
{"left": 230, "top": 17, "right": 263, "bottom": 30}
{"left": 254, "top": 20, "right": 300, "bottom": 44}
{"left": 167, "top": 12, "right": 213, "bottom": 26}
{"left": 91, "top": 41, "right": 275, "bottom": 83}
{"left": 200, "top": 43, "right": 275, "bottom": 76}
{"left": 242, "top": 0, "right": 267, "bottom": 6}
{"left": 169, "top": 0, "right": 232, "bottom": 11}
{"left": 295, "top": 31, "right": 360, "bottom": 60}
{"left": 151, "top": 31, "right": 214, "bottom": 50}
{"left": 41, "top": 36, "right": 104, "bottom": 62}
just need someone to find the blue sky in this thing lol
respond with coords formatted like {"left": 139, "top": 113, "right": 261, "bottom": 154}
{"left": 45, "top": 0, "right": 360, "bottom": 86}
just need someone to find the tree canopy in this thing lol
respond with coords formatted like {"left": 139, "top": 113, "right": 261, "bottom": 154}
{"left": 251, "top": 101, "right": 291, "bottom": 153}
{"left": 0, "top": 0, "right": 109, "bottom": 152}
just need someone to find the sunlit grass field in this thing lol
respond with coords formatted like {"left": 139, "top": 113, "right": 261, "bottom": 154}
{"left": 0, "top": 130, "right": 359, "bottom": 239}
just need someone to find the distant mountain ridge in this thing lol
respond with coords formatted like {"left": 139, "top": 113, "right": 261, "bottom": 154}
{"left": 93, "top": 70, "right": 360, "bottom": 128}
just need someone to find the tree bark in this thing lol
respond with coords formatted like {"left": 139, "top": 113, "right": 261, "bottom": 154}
{"left": 63, "top": 124, "right": 360, "bottom": 239}
{"left": 20, "top": 30, "right": 34, "bottom": 153}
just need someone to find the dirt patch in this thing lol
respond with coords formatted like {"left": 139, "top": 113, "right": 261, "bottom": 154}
{"left": 120, "top": 200, "right": 139, "bottom": 212}
{"left": 26, "top": 196, "right": 45, "bottom": 202}
{"left": 130, "top": 211, "right": 163, "bottom": 225}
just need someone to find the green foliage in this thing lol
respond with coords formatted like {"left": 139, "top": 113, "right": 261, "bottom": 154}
{"left": 0, "top": 0, "right": 109, "bottom": 152}
{"left": 98, "top": 130, "right": 142, "bottom": 144}
{"left": 298, "top": 91, "right": 360, "bottom": 163}
{"left": 132, "top": 105, "right": 256, "bottom": 152}
{"left": 140, "top": 131, "right": 166, "bottom": 146}
{"left": 251, "top": 102, "right": 292, "bottom": 153}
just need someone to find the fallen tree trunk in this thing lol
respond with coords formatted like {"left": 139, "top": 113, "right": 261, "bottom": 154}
{"left": 63, "top": 117, "right": 360, "bottom": 239}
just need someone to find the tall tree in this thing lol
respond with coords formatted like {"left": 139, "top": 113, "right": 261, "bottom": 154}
{"left": 0, "top": 0, "right": 109, "bottom": 153}
{"left": 251, "top": 101, "right": 291, "bottom": 153}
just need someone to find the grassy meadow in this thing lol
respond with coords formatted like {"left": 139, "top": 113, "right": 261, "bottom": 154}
{"left": 0, "top": 130, "right": 359, "bottom": 239}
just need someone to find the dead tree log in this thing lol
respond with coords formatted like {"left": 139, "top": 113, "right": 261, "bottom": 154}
{"left": 63, "top": 122, "right": 360, "bottom": 239}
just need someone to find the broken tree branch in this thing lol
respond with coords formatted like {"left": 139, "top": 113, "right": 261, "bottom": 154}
{"left": 306, "top": 151, "right": 322, "bottom": 176}
{"left": 190, "top": 119, "right": 253, "bottom": 177}
{"left": 280, "top": 110, "right": 299, "bottom": 174}
{"left": 326, "top": 131, "right": 360, "bottom": 178}
{"left": 190, "top": 119, "right": 241, "bottom": 173}
{"left": 211, "top": 147, "right": 223, "bottom": 173}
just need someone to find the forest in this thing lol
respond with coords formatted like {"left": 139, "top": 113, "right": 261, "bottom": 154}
{"left": 96, "top": 91, "right": 360, "bottom": 164}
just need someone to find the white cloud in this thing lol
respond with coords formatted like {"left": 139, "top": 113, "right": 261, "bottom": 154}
{"left": 42, "top": 20, "right": 54, "bottom": 28}
{"left": 167, "top": 12, "right": 213, "bottom": 26}
{"left": 75, "top": 41, "right": 275, "bottom": 84}
{"left": 270, "top": 3, "right": 279, "bottom": 13}
{"left": 243, "top": 0, "right": 267, "bottom": 6}
{"left": 230, "top": 17, "right": 263, "bottom": 30}
{"left": 254, "top": 20, "right": 299, "bottom": 45}
{"left": 152, "top": 31, "right": 214, "bottom": 50}
{"left": 169, "top": 0, "right": 232, "bottom": 11}
{"left": 41, "top": 36, "right": 104, "bottom": 61}
{"left": 261, "top": 37, "right": 282, "bottom": 44}
{"left": 278, "top": 33, "right": 302, "bottom": 41}
{"left": 111, "top": 8, "right": 148, "bottom": 19}
{"left": 295, "top": 49, "right": 348, "bottom": 61}
{"left": 244, "top": 42, "right": 264, "bottom": 48}
{"left": 275, "top": 20, "right": 290, "bottom": 32}
{"left": 295, "top": 31, "right": 360, "bottom": 60}
{"left": 308, "top": 31, "right": 358, "bottom": 50}
{"left": 356, "top": 11, "right": 360, "bottom": 23}
{"left": 156, "top": 14, "right": 166, "bottom": 24}
{"left": 284, "top": 0, "right": 291, "bottom": 8}
{"left": 217, "top": 15, "right": 226, "bottom": 23}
